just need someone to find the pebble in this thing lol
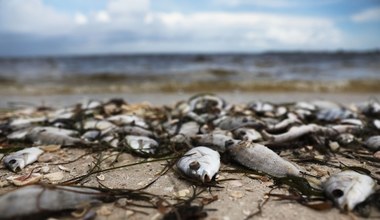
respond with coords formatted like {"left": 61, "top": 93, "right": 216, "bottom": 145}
{"left": 175, "top": 189, "right": 190, "bottom": 197}
{"left": 228, "top": 190, "right": 244, "bottom": 199}
{"left": 58, "top": 165, "right": 71, "bottom": 172}
{"left": 40, "top": 144, "right": 61, "bottom": 152}
{"left": 44, "top": 171, "right": 64, "bottom": 182}
{"left": 38, "top": 153, "right": 55, "bottom": 162}
{"left": 97, "top": 174, "right": 105, "bottom": 181}
{"left": 228, "top": 180, "right": 243, "bottom": 187}
{"left": 96, "top": 206, "right": 112, "bottom": 216}
{"left": 374, "top": 151, "right": 380, "bottom": 159}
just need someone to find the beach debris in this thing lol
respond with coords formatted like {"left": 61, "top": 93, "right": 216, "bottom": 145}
{"left": 7, "top": 173, "right": 42, "bottom": 186}
{"left": 2, "top": 147, "right": 43, "bottom": 172}
{"left": 177, "top": 147, "right": 220, "bottom": 182}
{"left": 124, "top": 135, "right": 159, "bottom": 154}
{"left": 323, "top": 170, "right": 376, "bottom": 211}
{"left": 0, "top": 185, "right": 104, "bottom": 219}
{"left": 1, "top": 93, "right": 380, "bottom": 218}
{"left": 227, "top": 141, "right": 301, "bottom": 177}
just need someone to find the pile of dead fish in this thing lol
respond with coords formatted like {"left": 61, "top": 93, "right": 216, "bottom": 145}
{"left": 0, "top": 94, "right": 379, "bottom": 219}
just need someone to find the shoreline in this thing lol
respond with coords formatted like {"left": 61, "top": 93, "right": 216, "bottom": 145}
{"left": 0, "top": 91, "right": 378, "bottom": 109}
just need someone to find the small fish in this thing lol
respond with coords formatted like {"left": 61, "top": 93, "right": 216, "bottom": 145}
{"left": 26, "top": 127, "right": 84, "bottom": 146}
{"left": 177, "top": 146, "right": 220, "bottom": 182}
{"left": 0, "top": 185, "right": 104, "bottom": 219}
{"left": 107, "top": 114, "right": 148, "bottom": 128}
{"left": 192, "top": 133, "right": 235, "bottom": 153}
{"left": 227, "top": 141, "right": 301, "bottom": 177}
{"left": 364, "top": 136, "right": 380, "bottom": 151}
{"left": 232, "top": 127, "right": 262, "bottom": 142}
{"left": 323, "top": 170, "right": 376, "bottom": 211}
{"left": 124, "top": 135, "right": 158, "bottom": 154}
{"left": 2, "top": 147, "right": 43, "bottom": 172}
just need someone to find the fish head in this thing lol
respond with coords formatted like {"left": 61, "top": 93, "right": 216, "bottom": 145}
{"left": 188, "top": 160, "right": 213, "bottom": 183}
{"left": 323, "top": 171, "right": 376, "bottom": 211}
{"left": 3, "top": 155, "right": 25, "bottom": 172}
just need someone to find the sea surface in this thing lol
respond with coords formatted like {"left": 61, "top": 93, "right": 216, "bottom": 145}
{"left": 0, "top": 52, "right": 379, "bottom": 94}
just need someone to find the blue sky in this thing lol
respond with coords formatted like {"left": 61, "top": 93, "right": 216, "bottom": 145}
{"left": 0, "top": 0, "right": 379, "bottom": 56}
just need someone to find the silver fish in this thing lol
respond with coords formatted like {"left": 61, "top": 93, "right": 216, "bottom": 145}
{"left": 124, "top": 135, "right": 158, "bottom": 154}
{"left": 2, "top": 147, "right": 43, "bottom": 172}
{"left": 107, "top": 114, "right": 148, "bottom": 128}
{"left": 0, "top": 185, "right": 103, "bottom": 219}
{"left": 365, "top": 136, "right": 380, "bottom": 151}
{"left": 323, "top": 170, "right": 376, "bottom": 210}
{"left": 232, "top": 127, "right": 262, "bottom": 142}
{"left": 26, "top": 127, "right": 84, "bottom": 146}
{"left": 177, "top": 146, "right": 220, "bottom": 182}
{"left": 192, "top": 133, "right": 235, "bottom": 153}
{"left": 263, "top": 124, "right": 359, "bottom": 144}
{"left": 227, "top": 141, "right": 301, "bottom": 177}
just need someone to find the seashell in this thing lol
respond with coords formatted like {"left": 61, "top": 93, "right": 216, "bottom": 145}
{"left": 7, "top": 173, "right": 42, "bottom": 186}
{"left": 58, "top": 165, "right": 71, "bottom": 172}
{"left": 374, "top": 119, "right": 380, "bottom": 130}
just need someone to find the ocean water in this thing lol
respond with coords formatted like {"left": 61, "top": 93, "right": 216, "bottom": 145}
{"left": 0, "top": 52, "right": 379, "bottom": 94}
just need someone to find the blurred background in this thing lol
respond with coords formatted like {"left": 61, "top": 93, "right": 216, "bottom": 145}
{"left": 0, "top": 0, "right": 379, "bottom": 102}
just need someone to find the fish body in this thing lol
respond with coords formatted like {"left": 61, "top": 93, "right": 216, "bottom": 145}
{"left": 2, "top": 147, "right": 43, "bottom": 172}
{"left": 26, "top": 127, "right": 83, "bottom": 146}
{"left": 227, "top": 141, "right": 301, "bottom": 177}
{"left": 124, "top": 135, "right": 158, "bottom": 154}
{"left": 323, "top": 170, "right": 376, "bottom": 210}
{"left": 177, "top": 147, "right": 220, "bottom": 182}
{"left": 0, "top": 185, "right": 103, "bottom": 219}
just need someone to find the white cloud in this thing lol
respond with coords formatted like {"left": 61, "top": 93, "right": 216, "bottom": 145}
{"left": 96, "top": 11, "right": 110, "bottom": 23}
{"left": 216, "top": 0, "right": 342, "bottom": 8}
{"left": 0, "top": 0, "right": 73, "bottom": 35}
{"left": 352, "top": 7, "right": 380, "bottom": 23}
{"left": 75, "top": 13, "right": 88, "bottom": 25}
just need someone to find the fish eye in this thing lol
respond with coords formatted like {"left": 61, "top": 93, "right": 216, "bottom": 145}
{"left": 8, "top": 159, "right": 17, "bottom": 165}
{"left": 332, "top": 189, "right": 344, "bottom": 198}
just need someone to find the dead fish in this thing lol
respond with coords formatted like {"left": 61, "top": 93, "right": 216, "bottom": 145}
{"left": 214, "top": 116, "right": 264, "bottom": 131}
{"left": 227, "top": 141, "right": 301, "bottom": 177}
{"left": 263, "top": 124, "right": 359, "bottom": 144}
{"left": 249, "top": 101, "right": 275, "bottom": 114}
{"left": 107, "top": 114, "right": 148, "bottom": 128}
{"left": 192, "top": 133, "right": 235, "bottom": 153}
{"left": 316, "top": 108, "right": 355, "bottom": 122}
{"left": 82, "top": 119, "right": 115, "bottom": 135}
{"left": 323, "top": 170, "right": 376, "bottom": 211}
{"left": 81, "top": 130, "right": 101, "bottom": 142}
{"left": 365, "top": 136, "right": 380, "bottom": 151}
{"left": 29, "top": 126, "right": 79, "bottom": 137}
{"left": 9, "top": 117, "right": 47, "bottom": 130}
{"left": 116, "top": 125, "right": 155, "bottom": 137}
{"left": 26, "top": 127, "right": 84, "bottom": 146}
{"left": 232, "top": 127, "right": 262, "bottom": 142}
{"left": 188, "top": 93, "right": 226, "bottom": 114}
{"left": 124, "top": 135, "right": 158, "bottom": 154}
{"left": 0, "top": 185, "right": 104, "bottom": 219}
{"left": 177, "top": 146, "right": 220, "bottom": 182}
{"left": 2, "top": 147, "right": 43, "bottom": 172}
{"left": 266, "top": 113, "right": 301, "bottom": 132}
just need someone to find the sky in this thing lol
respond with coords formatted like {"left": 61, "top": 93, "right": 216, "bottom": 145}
{"left": 0, "top": 0, "right": 379, "bottom": 56}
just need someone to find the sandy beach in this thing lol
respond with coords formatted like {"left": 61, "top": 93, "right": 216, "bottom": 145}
{"left": 0, "top": 91, "right": 379, "bottom": 220}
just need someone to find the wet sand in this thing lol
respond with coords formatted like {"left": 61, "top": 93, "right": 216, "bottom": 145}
{"left": 0, "top": 91, "right": 379, "bottom": 220}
